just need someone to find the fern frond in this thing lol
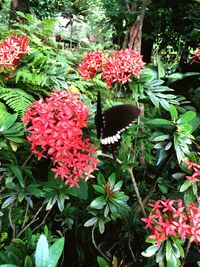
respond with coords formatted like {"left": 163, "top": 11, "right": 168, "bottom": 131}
{"left": 0, "top": 87, "right": 35, "bottom": 114}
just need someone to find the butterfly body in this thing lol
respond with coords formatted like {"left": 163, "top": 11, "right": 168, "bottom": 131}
{"left": 95, "top": 92, "right": 140, "bottom": 157}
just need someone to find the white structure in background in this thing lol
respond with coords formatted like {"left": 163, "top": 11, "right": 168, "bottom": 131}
{"left": 53, "top": 13, "right": 91, "bottom": 47}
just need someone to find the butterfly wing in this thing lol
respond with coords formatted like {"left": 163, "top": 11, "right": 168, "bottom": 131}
{"left": 100, "top": 104, "right": 140, "bottom": 145}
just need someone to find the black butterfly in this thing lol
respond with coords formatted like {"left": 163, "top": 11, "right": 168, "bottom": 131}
{"left": 95, "top": 92, "right": 141, "bottom": 157}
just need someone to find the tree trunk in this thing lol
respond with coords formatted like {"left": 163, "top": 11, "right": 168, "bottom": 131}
{"left": 123, "top": 0, "right": 148, "bottom": 53}
{"left": 9, "top": 0, "right": 30, "bottom": 23}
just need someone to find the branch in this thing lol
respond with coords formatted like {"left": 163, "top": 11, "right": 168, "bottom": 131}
{"left": 92, "top": 224, "right": 110, "bottom": 261}
{"left": 17, "top": 204, "right": 44, "bottom": 237}
{"left": 100, "top": 153, "right": 146, "bottom": 216}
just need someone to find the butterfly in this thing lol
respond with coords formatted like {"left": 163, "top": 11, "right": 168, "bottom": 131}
{"left": 95, "top": 92, "right": 141, "bottom": 158}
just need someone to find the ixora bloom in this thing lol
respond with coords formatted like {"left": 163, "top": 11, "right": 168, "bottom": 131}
{"left": 192, "top": 48, "right": 200, "bottom": 64}
{"left": 0, "top": 35, "right": 29, "bottom": 68}
{"left": 78, "top": 48, "right": 145, "bottom": 87}
{"left": 141, "top": 199, "right": 200, "bottom": 247}
{"left": 23, "top": 90, "right": 99, "bottom": 187}
{"left": 78, "top": 51, "right": 104, "bottom": 80}
{"left": 102, "top": 49, "right": 145, "bottom": 87}
{"left": 186, "top": 161, "right": 200, "bottom": 186}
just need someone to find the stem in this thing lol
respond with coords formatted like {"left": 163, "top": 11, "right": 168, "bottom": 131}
{"left": 22, "top": 153, "right": 33, "bottom": 166}
{"left": 8, "top": 204, "right": 15, "bottom": 238}
{"left": 22, "top": 202, "right": 29, "bottom": 229}
{"left": 32, "top": 208, "right": 52, "bottom": 233}
{"left": 91, "top": 224, "right": 110, "bottom": 261}
{"left": 101, "top": 153, "right": 146, "bottom": 216}
{"left": 181, "top": 240, "right": 191, "bottom": 267}
{"left": 128, "top": 167, "right": 146, "bottom": 216}
{"left": 17, "top": 204, "right": 44, "bottom": 237}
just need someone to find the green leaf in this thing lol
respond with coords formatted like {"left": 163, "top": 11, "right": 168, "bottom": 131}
{"left": 109, "top": 173, "right": 116, "bottom": 188}
{"left": 113, "top": 181, "right": 123, "bottom": 191}
{"left": 141, "top": 245, "right": 159, "bottom": 257}
{"left": 166, "top": 239, "right": 172, "bottom": 263}
{"left": 84, "top": 217, "right": 98, "bottom": 227}
{"left": 157, "top": 56, "right": 165, "bottom": 79}
{"left": 177, "top": 111, "right": 196, "bottom": 124}
{"left": 93, "top": 185, "right": 105, "bottom": 195}
{"left": 48, "top": 237, "right": 64, "bottom": 267}
{"left": 2, "top": 195, "right": 16, "bottom": 209}
{"left": 24, "top": 255, "right": 33, "bottom": 267}
{"left": 98, "top": 218, "right": 105, "bottom": 234}
{"left": 169, "top": 105, "right": 178, "bottom": 120}
{"left": 35, "top": 234, "right": 49, "bottom": 267}
{"left": 146, "top": 91, "right": 159, "bottom": 107}
{"left": 97, "top": 256, "right": 108, "bottom": 267}
{"left": 90, "top": 196, "right": 106, "bottom": 209}
{"left": 146, "top": 119, "right": 173, "bottom": 126}
{"left": 180, "top": 179, "right": 191, "bottom": 192}
{"left": 67, "top": 179, "right": 88, "bottom": 200}
{"left": 170, "top": 237, "right": 184, "bottom": 257}
{"left": 18, "top": 192, "right": 25, "bottom": 202}
{"left": 0, "top": 265, "right": 20, "bottom": 267}
{"left": 159, "top": 98, "right": 170, "bottom": 110}
{"left": 0, "top": 114, "right": 18, "bottom": 132}
{"left": 10, "top": 165, "right": 25, "bottom": 188}
{"left": 153, "top": 134, "right": 170, "bottom": 142}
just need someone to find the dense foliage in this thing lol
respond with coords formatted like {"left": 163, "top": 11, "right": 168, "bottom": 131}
{"left": 0, "top": 2, "right": 199, "bottom": 267}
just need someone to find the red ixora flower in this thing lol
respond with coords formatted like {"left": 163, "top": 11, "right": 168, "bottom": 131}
{"left": 23, "top": 90, "right": 99, "bottom": 187}
{"left": 102, "top": 48, "right": 145, "bottom": 87}
{"left": 186, "top": 161, "right": 200, "bottom": 187}
{"left": 78, "top": 51, "right": 104, "bottom": 80}
{"left": 191, "top": 48, "right": 200, "bottom": 64}
{"left": 141, "top": 198, "right": 200, "bottom": 247}
{"left": 0, "top": 35, "right": 29, "bottom": 68}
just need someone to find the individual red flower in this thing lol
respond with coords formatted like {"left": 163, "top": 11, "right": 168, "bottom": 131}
{"left": 23, "top": 90, "right": 99, "bottom": 187}
{"left": 102, "top": 48, "right": 145, "bottom": 87}
{"left": 142, "top": 198, "right": 200, "bottom": 247}
{"left": 191, "top": 48, "right": 200, "bottom": 64}
{"left": 185, "top": 161, "right": 200, "bottom": 186}
{"left": 0, "top": 35, "right": 29, "bottom": 68}
{"left": 78, "top": 51, "right": 104, "bottom": 80}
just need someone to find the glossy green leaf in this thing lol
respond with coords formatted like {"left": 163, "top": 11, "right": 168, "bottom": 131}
{"left": 166, "top": 239, "right": 172, "bottom": 263}
{"left": 180, "top": 179, "right": 191, "bottom": 192}
{"left": 98, "top": 218, "right": 105, "bottom": 234}
{"left": 10, "top": 165, "right": 25, "bottom": 188}
{"left": 35, "top": 234, "right": 49, "bottom": 267}
{"left": 153, "top": 134, "right": 170, "bottom": 142}
{"left": 2, "top": 195, "right": 16, "bottom": 209}
{"left": 84, "top": 217, "right": 98, "bottom": 227}
{"left": 146, "top": 118, "right": 173, "bottom": 126}
{"left": 0, "top": 114, "right": 18, "bottom": 132}
{"left": 48, "top": 237, "right": 64, "bottom": 267}
{"left": 93, "top": 185, "right": 105, "bottom": 195}
{"left": 97, "top": 256, "right": 108, "bottom": 267}
{"left": 159, "top": 98, "right": 170, "bottom": 110}
{"left": 109, "top": 173, "right": 116, "bottom": 188}
{"left": 177, "top": 111, "right": 196, "bottom": 124}
{"left": 113, "top": 181, "right": 123, "bottom": 191}
{"left": 141, "top": 245, "right": 159, "bottom": 257}
{"left": 90, "top": 196, "right": 106, "bottom": 209}
{"left": 169, "top": 105, "right": 178, "bottom": 120}
{"left": 24, "top": 255, "right": 33, "bottom": 267}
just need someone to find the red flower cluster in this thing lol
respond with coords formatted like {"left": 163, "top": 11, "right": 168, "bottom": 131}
{"left": 192, "top": 48, "right": 200, "bottom": 64}
{"left": 78, "top": 49, "right": 145, "bottom": 87}
{"left": 186, "top": 161, "right": 200, "bottom": 186}
{"left": 0, "top": 35, "right": 29, "bottom": 68}
{"left": 102, "top": 49, "right": 145, "bottom": 87}
{"left": 23, "top": 90, "right": 98, "bottom": 187}
{"left": 78, "top": 51, "right": 104, "bottom": 80}
{"left": 142, "top": 199, "right": 200, "bottom": 247}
